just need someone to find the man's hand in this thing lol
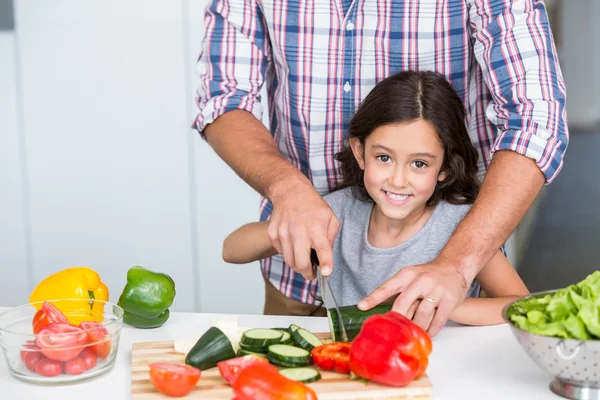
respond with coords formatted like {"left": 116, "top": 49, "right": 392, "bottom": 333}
{"left": 267, "top": 181, "right": 339, "bottom": 280}
{"left": 358, "top": 257, "right": 468, "bottom": 336}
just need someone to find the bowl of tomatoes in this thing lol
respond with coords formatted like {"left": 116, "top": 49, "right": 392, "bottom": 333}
{"left": 0, "top": 299, "right": 123, "bottom": 383}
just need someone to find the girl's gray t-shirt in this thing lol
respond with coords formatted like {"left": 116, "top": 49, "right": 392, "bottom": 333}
{"left": 323, "top": 187, "right": 480, "bottom": 307}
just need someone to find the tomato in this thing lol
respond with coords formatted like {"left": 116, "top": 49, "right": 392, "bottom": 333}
{"left": 80, "top": 321, "right": 111, "bottom": 359}
{"left": 79, "top": 347, "right": 98, "bottom": 370}
{"left": 36, "top": 323, "right": 88, "bottom": 362}
{"left": 24, "top": 352, "right": 45, "bottom": 373}
{"left": 217, "top": 355, "right": 270, "bottom": 385}
{"left": 64, "top": 357, "right": 87, "bottom": 375}
{"left": 20, "top": 340, "right": 40, "bottom": 361}
{"left": 149, "top": 363, "right": 201, "bottom": 397}
{"left": 34, "top": 358, "right": 62, "bottom": 377}
{"left": 32, "top": 302, "right": 70, "bottom": 334}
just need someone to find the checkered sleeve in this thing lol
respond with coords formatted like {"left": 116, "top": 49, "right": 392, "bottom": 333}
{"left": 193, "top": 0, "right": 271, "bottom": 138}
{"left": 468, "top": 0, "right": 568, "bottom": 183}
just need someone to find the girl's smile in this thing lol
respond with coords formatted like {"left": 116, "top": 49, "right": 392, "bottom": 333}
{"left": 350, "top": 119, "right": 447, "bottom": 233}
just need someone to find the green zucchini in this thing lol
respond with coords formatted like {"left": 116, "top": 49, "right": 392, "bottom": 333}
{"left": 328, "top": 303, "right": 393, "bottom": 341}
{"left": 239, "top": 341, "right": 268, "bottom": 353}
{"left": 291, "top": 328, "right": 323, "bottom": 351}
{"left": 185, "top": 326, "right": 236, "bottom": 370}
{"left": 240, "top": 328, "right": 283, "bottom": 348}
{"left": 279, "top": 331, "right": 293, "bottom": 345}
{"left": 267, "top": 344, "right": 311, "bottom": 367}
{"left": 237, "top": 349, "right": 267, "bottom": 358}
{"left": 279, "top": 367, "right": 321, "bottom": 383}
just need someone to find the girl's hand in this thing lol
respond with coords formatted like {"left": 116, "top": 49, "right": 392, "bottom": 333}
{"left": 358, "top": 257, "right": 470, "bottom": 337}
{"left": 268, "top": 181, "right": 339, "bottom": 280}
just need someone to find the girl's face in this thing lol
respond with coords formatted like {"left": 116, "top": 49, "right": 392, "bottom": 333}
{"left": 350, "top": 119, "right": 447, "bottom": 222}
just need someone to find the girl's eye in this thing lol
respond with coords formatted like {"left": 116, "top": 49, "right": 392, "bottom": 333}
{"left": 412, "top": 160, "right": 428, "bottom": 169}
{"left": 376, "top": 155, "right": 392, "bottom": 163}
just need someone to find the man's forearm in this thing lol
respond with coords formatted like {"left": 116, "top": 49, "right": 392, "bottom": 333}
{"left": 204, "top": 110, "right": 312, "bottom": 201}
{"left": 440, "top": 150, "right": 545, "bottom": 282}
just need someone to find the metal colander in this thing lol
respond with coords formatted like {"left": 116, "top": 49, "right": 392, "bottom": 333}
{"left": 504, "top": 291, "right": 600, "bottom": 400}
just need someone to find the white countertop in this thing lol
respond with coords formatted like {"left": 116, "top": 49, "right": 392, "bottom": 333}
{"left": 0, "top": 308, "right": 558, "bottom": 400}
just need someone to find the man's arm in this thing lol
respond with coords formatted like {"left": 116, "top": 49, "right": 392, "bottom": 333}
{"left": 196, "top": 0, "right": 338, "bottom": 278}
{"left": 359, "top": 0, "right": 568, "bottom": 336}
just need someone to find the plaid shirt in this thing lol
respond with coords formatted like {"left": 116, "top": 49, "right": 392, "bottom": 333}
{"left": 194, "top": 0, "right": 568, "bottom": 304}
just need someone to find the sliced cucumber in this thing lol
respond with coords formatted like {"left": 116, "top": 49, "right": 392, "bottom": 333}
{"left": 289, "top": 324, "right": 301, "bottom": 334}
{"left": 328, "top": 303, "right": 393, "bottom": 342}
{"left": 291, "top": 328, "right": 323, "bottom": 351}
{"left": 240, "top": 328, "right": 283, "bottom": 348}
{"left": 237, "top": 349, "right": 267, "bottom": 358}
{"left": 185, "top": 327, "right": 236, "bottom": 370}
{"left": 279, "top": 367, "right": 321, "bottom": 383}
{"left": 267, "top": 344, "right": 311, "bottom": 367}
{"left": 239, "top": 342, "right": 268, "bottom": 353}
{"left": 279, "top": 331, "right": 293, "bottom": 345}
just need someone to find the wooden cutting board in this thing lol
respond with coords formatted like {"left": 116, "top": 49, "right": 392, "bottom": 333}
{"left": 131, "top": 333, "right": 432, "bottom": 399}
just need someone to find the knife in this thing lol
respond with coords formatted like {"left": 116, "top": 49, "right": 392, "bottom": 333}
{"left": 310, "top": 249, "right": 349, "bottom": 342}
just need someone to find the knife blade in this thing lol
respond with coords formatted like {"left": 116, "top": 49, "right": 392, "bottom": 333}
{"left": 310, "top": 249, "right": 348, "bottom": 342}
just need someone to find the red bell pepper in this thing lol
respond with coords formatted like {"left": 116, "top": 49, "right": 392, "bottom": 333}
{"left": 232, "top": 362, "right": 317, "bottom": 400}
{"left": 311, "top": 342, "right": 351, "bottom": 374}
{"left": 349, "top": 311, "right": 432, "bottom": 386}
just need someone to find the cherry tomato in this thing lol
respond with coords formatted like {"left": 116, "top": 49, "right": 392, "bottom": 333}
{"left": 217, "top": 355, "right": 269, "bottom": 385}
{"left": 149, "top": 363, "right": 201, "bottom": 397}
{"left": 36, "top": 323, "right": 88, "bottom": 362}
{"left": 20, "top": 340, "right": 40, "bottom": 361}
{"left": 79, "top": 347, "right": 98, "bottom": 370}
{"left": 35, "top": 358, "right": 62, "bottom": 377}
{"left": 24, "top": 352, "right": 45, "bottom": 373}
{"left": 80, "top": 321, "right": 111, "bottom": 359}
{"left": 32, "top": 302, "right": 70, "bottom": 334}
{"left": 64, "top": 357, "right": 86, "bottom": 375}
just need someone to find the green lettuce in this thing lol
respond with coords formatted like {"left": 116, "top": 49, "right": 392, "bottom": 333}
{"left": 508, "top": 271, "right": 600, "bottom": 340}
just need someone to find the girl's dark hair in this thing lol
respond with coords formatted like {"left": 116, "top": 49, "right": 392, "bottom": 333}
{"left": 336, "top": 70, "right": 480, "bottom": 206}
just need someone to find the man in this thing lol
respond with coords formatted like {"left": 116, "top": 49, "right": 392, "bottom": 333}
{"left": 194, "top": 0, "right": 568, "bottom": 336}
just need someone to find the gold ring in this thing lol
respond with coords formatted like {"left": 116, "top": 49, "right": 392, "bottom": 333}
{"left": 423, "top": 297, "right": 437, "bottom": 307}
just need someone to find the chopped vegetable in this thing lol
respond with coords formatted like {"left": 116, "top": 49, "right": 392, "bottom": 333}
{"left": 217, "top": 355, "right": 269, "bottom": 385}
{"left": 279, "top": 367, "right": 321, "bottom": 383}
{"left": 507, "top": 271, "right": 600, "bottom": 340}
{"left": 267, "top": 344, "right": 312, "bottom": 367}
{"left": 232, "top": 362, "right": 317, "bottom": 400}
{"left": 185, "top": 327, "right": 236, "bottom": 370}
{"left": 149, "top": 363, "right": 201, "bottom": 397}
{"left": 311, "top": 342, "right": 351, "bottom": 374}
{"left": 291, "top": 328, "right": 323, "bottom": 351}
{"left": 349, "top": 311, "right": 431, "bottom": 386}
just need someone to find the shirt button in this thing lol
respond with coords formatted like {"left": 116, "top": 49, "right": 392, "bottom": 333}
{"left": 344, "top": 82, "right": 351, "bottom": 92}
{"left": 347, "top": 21, "right": 355, "bottom": 31}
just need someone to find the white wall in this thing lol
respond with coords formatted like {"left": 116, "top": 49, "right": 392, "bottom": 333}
{"left": 0, "top": 0, "right": 266, "bottom": 314}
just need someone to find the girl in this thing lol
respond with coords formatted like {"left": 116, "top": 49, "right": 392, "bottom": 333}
{"left": 222, "top": 71, "right": 529, "bottom": 326}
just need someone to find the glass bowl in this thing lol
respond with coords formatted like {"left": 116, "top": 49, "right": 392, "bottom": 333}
{"left": 0, "top": 299, "right": 123, "bottom": 384}
{"left": 503, "top": 291, "right": 600, "bottom": 400}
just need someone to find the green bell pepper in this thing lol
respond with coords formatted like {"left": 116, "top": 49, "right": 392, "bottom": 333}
{"left": 118, "top": 266, "right": 176, "bottom": 329}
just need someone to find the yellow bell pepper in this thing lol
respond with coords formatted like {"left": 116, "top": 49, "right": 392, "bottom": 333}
{"left": 29, "top": 267, "right": 109, "bottom": 325}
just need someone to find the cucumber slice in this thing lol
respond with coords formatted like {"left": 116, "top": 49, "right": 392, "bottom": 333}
{"left": 241, "top": 328, "right": 283, "bottom": 348}
{"left": 267, "top": 344, "right": 311, "bottom": 367}
{"left": 328, "top": 303, "right": 393, "bottom": 342}
{"left": 279, "top": 367, "right": 321, "bottom": 383}
{"left": 237, "top": 349, "right": 267, "bottom": 358}
{"left": 239, "top": 341, "right": 268, "bottom": 353}
{"left": 289, "top": 324, "right": 301, "bottom": 334}
{"left": 185, "top": 327, "right": 236, "bottom": 370}
{"left": 291, "top": 328, "right": 323, "bottom": 351}
{"left": 279, "top": 331, "right": 293, "bottom": 345}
